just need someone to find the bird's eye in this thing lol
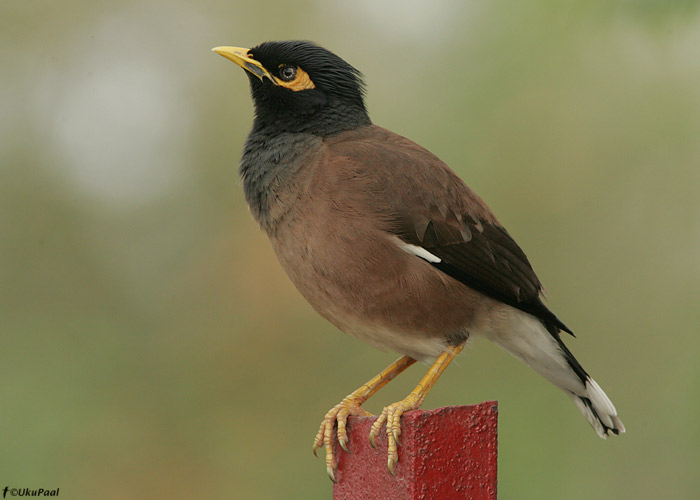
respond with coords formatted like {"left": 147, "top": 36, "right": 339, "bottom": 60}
{"left": 278, "top": 65, "right": 297, "bottom": 82}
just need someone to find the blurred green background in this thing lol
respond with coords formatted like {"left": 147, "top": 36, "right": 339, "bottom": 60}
{"left": 2, "top": 1, "right": 699, "bottom": 498}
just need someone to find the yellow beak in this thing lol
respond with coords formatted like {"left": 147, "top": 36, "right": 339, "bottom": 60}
{"left": 212, "top": 46, "right": 278, "bottom": 84}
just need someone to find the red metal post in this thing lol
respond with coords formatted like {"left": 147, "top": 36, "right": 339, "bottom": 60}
{"left": 333, "top": 402, "right": 498, "bottom": 500}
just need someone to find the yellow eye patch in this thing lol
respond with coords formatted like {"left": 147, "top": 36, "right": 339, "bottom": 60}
{"left": 277, "top": 65, "right": 316, "bottom": 92}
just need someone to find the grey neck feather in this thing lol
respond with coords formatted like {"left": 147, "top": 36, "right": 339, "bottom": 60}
{"left": 239, "top": 129, "right": 322, "bottom": 233}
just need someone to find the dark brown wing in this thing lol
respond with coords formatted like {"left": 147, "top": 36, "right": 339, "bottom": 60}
{"left": 327, "top": 126, "right": 572, "bottom": 335}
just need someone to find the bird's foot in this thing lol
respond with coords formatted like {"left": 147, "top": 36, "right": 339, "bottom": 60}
{"left": 368, "top": 393, "right": 422, "bottom": 475}
{"left": 313, "top": 396, "right": 373, "bottom": 482}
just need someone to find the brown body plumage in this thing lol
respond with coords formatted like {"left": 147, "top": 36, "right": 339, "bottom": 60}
{"left": 269, "top": 125, "right": 494, "bottom": 361}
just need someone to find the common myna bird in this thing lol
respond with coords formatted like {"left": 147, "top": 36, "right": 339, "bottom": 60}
{"left": 213, "top": 40, "right": 625, "bottom": 480}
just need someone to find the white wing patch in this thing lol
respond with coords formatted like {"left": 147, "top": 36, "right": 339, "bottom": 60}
{"left": 395, "top": 240, "right": 442, "bottom": 263}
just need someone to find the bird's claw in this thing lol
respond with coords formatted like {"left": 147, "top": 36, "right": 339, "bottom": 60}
{"left": 368, "top": 395, "right": 420, "bottom": 474}
{"left": 327, "top": 465, "right": 337, "bottom": 483}
{"left": 338, "top": 435, "right": 350, "bottom": 453}
{"left": 313, "top": 397, "right": 372, "bottom": 481}
{"left": 368, "top": 411, "right": 387, "bottom": 448}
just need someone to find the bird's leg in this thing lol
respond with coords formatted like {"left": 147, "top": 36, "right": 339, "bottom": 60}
{"left": 369, "top": 342, "right": 465, "bottom": 475}
{"left": 313, "top": 355, "right": 416, "bottom": 481}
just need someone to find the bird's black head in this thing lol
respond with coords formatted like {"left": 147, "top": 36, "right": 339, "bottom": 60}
{"left": 214, "top": 41, "right": 371, "bottom": 137}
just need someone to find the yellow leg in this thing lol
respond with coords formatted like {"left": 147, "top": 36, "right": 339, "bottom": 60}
{"left": 369, "top": 343, "right": 465, "bottom": 475}
{"left": 313, "top": 355, "right": 417, "bottom": 482}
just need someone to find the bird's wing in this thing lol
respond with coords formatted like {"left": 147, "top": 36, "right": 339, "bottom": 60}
{"left": 328, "top": 126, "right": 572, "bottom": 335}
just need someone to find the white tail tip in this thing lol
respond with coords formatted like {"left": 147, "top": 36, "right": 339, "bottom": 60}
{"left": 572, "top": 377, "right": 625, "bottom": 438}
